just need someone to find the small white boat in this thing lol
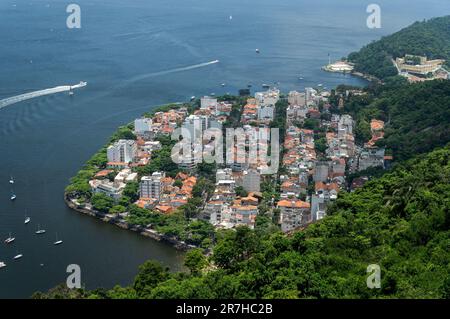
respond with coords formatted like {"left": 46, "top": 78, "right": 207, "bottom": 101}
{"left": 35, "top": 224, "right": 46, "bottom": 235}
{"left": 9, "top": 176, "right": 14, "bottom": 184}
{"left": 190, "top": 96, "right": 196, "bottom": 101}
{"left": 221, "top": 83, "right": 226, "bottom": 87}
{"left": 256, "top": 49, "right": 260, "bottom": 53}
{"left": 13, "top": 254, "right": 23, "bottom": 260}
{"left": 54, "top": 233, "right": 63, "bottom": 245}
{"left": 24, "top": 217, "right": 31, "bottom": 224}
{"left": 4, "top": 233, "right": 15, "bottom": 244}
{"left": 0, "top": 262, "right": 6, "bottom": 269}
{"left": 10, "top": 193, "right": 16, "bottom": 201}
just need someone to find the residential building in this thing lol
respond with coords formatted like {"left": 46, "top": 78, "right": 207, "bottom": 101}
{"left": 200, "top": 96, "right": 218, "bottom": 110}
{"left": 241, "top": 169, "right": 261, "bottom": 193}
{"left": 134, "top": 118, "right": 153, "bottom": 137}
{"left": 140, "top": 172, "right": 164, "bottom": 200}
{"left": 89, "top": 179, "right": 125, "bottom": 200}
{"left": 288, "top": 91, "right": 306, "bottom": 107}
{"left": 107, "top": 140, "right": 137, "bottom": 164}
{"left": 277, "top": 199, "right": 311, "bottom": 233}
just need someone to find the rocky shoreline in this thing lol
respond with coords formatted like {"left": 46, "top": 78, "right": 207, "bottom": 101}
{"left": 64, "top": 194, "right": 195, "bottom": 252}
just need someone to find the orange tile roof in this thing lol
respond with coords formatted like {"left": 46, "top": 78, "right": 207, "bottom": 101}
{"left": 277, "top": 199, "right": 310, "bottom": 209}
{"left": 95, "top": 170, "right": 113, "bottom": 178}
{"left": 370, "top": 119, "right": 384, "bottom": 131}
{"left": 155, "top": 205, "right": 173, "bottom": 214}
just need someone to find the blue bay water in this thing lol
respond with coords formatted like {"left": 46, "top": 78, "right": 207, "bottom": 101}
{"left": 0, "top": 0, "right": 449, "bottom": 298}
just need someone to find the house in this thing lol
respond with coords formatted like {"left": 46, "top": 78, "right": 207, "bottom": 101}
{"left": 277, "top": 199, "right": 311, "bottom": 233}
{"left": 89, "top": 179, "right": 125, "bottom": 200}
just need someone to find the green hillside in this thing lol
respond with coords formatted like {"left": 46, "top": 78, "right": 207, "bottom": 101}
{"left": 348, "top": 16, "right": 450, "bottom": 80}
{"left": 341, "top": 79, "right": 450, "bottom": 162}
{"left": 33, "top": 146, "right": 450, "bottom": 299}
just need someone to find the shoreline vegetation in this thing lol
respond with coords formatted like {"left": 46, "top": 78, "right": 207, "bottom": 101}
{"left": 64, "top": 101, "right": 217, "bottom": 252}
{"left": 64, "top": 194, "right": 194, "bottom": 251}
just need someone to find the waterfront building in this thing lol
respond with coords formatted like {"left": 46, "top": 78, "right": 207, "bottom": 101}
{"left": 107, "top": 139, "right": 137, "bottom": 164}
{"left": 134, "top": 118, "right": 153, "bottom": 136}
{"left": 200, "top": 96, "right": 218, "bottom": 111}
{"left": 89, "top": 179, "right": 125, "bottom": 200}
{"left": 255, "top": 88, "right": 280, "bottom": 107}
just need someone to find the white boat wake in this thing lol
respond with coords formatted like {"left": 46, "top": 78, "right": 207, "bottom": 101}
{"left": 124, "top": 60, "right": 220, "bottom": 85}
{"left": 0, "top": 81, "right": 87, "bottom": 110}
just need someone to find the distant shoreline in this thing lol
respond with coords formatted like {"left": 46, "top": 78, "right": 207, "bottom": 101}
{"left": 322, "top": 61, "right": 380, "bottom": 83}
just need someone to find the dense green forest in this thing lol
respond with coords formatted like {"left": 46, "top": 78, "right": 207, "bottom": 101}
{"left": 34, "top": 145, "right": 450, "bottom": 299}
{"left": 348, "top": 16, "right": 450, "bottom": 79}
{"left": 341, "top": 80, "right": 450, "bottom": 162}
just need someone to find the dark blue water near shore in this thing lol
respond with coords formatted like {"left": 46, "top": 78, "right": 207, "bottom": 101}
{"left": 0, "top": 0, "right": 449, "bottom": 298}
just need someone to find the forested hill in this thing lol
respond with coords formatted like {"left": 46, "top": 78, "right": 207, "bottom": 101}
{"left": 342, "top": 79, "right": 450, "bottom": 162}
{"left": 33, "top": 145, "right": 450, "bottom": 299}
{"left": 348, "top": 16, "right": 450, "bottom": 80}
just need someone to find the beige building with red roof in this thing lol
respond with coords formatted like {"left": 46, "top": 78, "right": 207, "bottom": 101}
{"left": 277, "top": 199, "right": 311, "bottom": 233}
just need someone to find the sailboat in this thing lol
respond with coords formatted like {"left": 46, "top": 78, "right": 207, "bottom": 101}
{"left": 35, "top": 224, "right": 46, "bottom": 235}
{"left": 54, "top": 233, "right": 63, "bottom": 245}
{"left": 4, "top": 233, "right": 15, "bottom": 244}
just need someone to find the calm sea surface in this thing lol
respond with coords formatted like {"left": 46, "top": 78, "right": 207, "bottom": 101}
{"left": 0, "top": 0, "right": 449, "bottom": 298}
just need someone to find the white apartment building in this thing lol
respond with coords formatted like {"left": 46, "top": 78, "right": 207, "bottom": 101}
{"left": 89, "top": 180, "right": 125, "bottom": 201}
{"left": 134, "top": 118, "right": 153, "bottom": 135}
{"left": 200, "top": 96, "right": 218, "bottom": 110}
{"left": 107, "top": 140, "right": 137, "bottom": 164}
{"left": 140, "top": 172, "right": 164, "bottom": 200}
{"left": 255, "top": 88, "right": 280, "bottom": 107}
{"left": 182, "top": 115, "right": 222, "bottom": 142}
